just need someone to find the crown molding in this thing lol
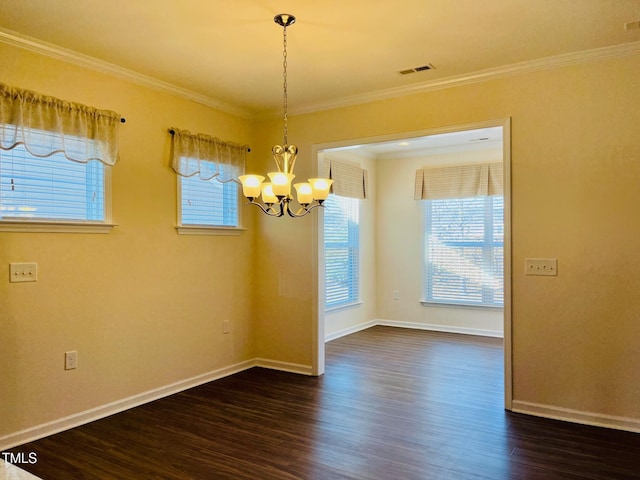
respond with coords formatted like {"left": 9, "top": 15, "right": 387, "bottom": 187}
{"left": 0, "top": 28, "right": 253, "bottom": 119}
{"left": 288, "top": 40, "right": 640, "bottom": 117}
{"left": 2, "top": 27, "right": 639, "bottom": 120}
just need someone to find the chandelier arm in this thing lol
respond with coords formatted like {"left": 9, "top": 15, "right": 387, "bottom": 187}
{"left": 286, "top": 201, "right": 325, "bottom": 218}
{"left": 244, "top": 200, "right": 284, "bottom": 217}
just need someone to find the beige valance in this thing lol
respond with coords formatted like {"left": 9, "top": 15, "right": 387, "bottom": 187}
{"left": 170, "top": 127, "right": 248, "bottom": 182}
{"left": 414, "top": 162, "right": 503, "bottom": 200}
{"left": 0, "top": 82, "right": 121, "bottom": 165}
{"left": 323, "top": 158, "right": 368, "bottom": 199}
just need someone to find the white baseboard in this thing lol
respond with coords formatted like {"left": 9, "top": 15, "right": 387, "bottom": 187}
{"left": 324, "top": 319, "right": 502, "bottom": 342}
{"left": 15, "top": 340, "right": 638, "bottom": 456}
{"left": 253, "top": 358, "right": 313, "bottom": 375}
{"left": 0, "top": 358, "right": 273, "bottom": 451}
{"left": 324, "top": 320, "right": 377, "bottom": 342}
{"left": 512, "top": 400, "right": 640, "bottom": 434}
{"left": 374, "top": 319, "right": 503, "bottom": 338}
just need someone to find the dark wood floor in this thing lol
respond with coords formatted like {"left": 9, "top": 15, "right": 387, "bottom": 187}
{"left": 8, "top": 326, "right": 640, "bottom": 479}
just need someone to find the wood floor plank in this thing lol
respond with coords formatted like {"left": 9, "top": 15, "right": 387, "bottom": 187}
{"left": 6, "top": 326, "right": 640, "bottom": 479}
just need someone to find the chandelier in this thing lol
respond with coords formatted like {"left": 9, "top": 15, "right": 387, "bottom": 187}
{"left": 239, "top": 14, "right": 332, "bottom": 217}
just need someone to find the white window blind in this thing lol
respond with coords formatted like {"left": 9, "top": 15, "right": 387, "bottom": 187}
{"left": 0, "top": 133, "right": 106, "bottom": 222}
{"left": 324, "top": 194, "right": 360, "bottom": 309}
{"left": 180, "top": 167, "right": 238, "bottom": 227}
{"left": 423, "top": 195, "right": 504, "bottom": 307}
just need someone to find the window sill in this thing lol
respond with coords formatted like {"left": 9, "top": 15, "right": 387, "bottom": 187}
{"left": 0, "top": 220, "right": 116, "bottom": 234}
{"left": 420, "top": 300, "right": 503, "bottom": 310}
{"left": 325, "top": 301, "right": 363, "bottom": 314}
{"left": 176, "top": 225, "right": 246, "bottom": 236}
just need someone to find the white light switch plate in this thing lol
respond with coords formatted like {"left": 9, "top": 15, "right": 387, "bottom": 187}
{"left": 525, "top": 258, "right": 557, "bottom": 276}
{"left": 9, "top": 262, "right": 38, "bottom": 282}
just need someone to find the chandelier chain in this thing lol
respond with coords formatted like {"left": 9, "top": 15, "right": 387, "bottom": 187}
{"left": 282, "top": 25, "right": 288, "bottom": 146}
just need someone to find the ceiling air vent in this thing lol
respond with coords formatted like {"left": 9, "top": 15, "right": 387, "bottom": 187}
{"left": 399, "top": 63, "right": 435, "bottom": 75}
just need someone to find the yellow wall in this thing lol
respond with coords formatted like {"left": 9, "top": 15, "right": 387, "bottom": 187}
{"left": 253, "top": 53, "right": 640, "bottom": 421}
{"left": 3, "top": 40, "right": 640, "bottom": 443}
{"left": 244, "top": 120, "right": 321, "bottom": 371}
{"left": 0, "top": 43, "right": 256, "bottom": 439}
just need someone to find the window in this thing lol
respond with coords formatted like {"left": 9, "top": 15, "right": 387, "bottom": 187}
{"left": 179, "top": 168, "right": 239, "bottom": 228}
{"left": 1, "top": 82, "right": 120, "bottom": 231}
{"left": 324, "top": 194, "right": 360, "bottom": 309}
{"left": 0, "top": 132, "right": 107, "bottom": 222}
{"left": 169, "top": 127, "right": 247, "bottom": 234}
{"left": 423, "top": 195, "right": 503, "bottom": 307}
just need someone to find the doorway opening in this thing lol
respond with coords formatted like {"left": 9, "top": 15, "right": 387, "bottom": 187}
{"left": 313, "top": 119, "right": 512, "bottom": 409}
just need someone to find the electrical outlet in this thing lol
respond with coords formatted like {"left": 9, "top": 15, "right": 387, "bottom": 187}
{"left": 9, "top": 262, "right": 38, "bottom": 283}
{"left": 65, "top": 351, "right": 78, "bottom": 370}
{"left": 223, "top": 320, "right": 230, "bottom": 334}
{"left": 393, "top": 290, "right": 400, "bottom": 300}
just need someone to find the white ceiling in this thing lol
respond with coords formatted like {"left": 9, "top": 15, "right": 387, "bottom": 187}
{"left": 1, "top": 1, "right": 640, "bottom": 118}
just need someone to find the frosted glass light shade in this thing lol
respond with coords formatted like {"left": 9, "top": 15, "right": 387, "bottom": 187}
{"left": 309, "top": 178, "right": 333, "bottom": 201}
{"left": 294, "top": 182, "right": 313, "bottom": 204}
{"left": 268, "top": 172, "right": 295, "bottom": 197}
{"left": 261, "top": 183, "right": 278, "bottom": 204}
{"left": 239, "top": 175, "right": 265, "bottom": 198}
